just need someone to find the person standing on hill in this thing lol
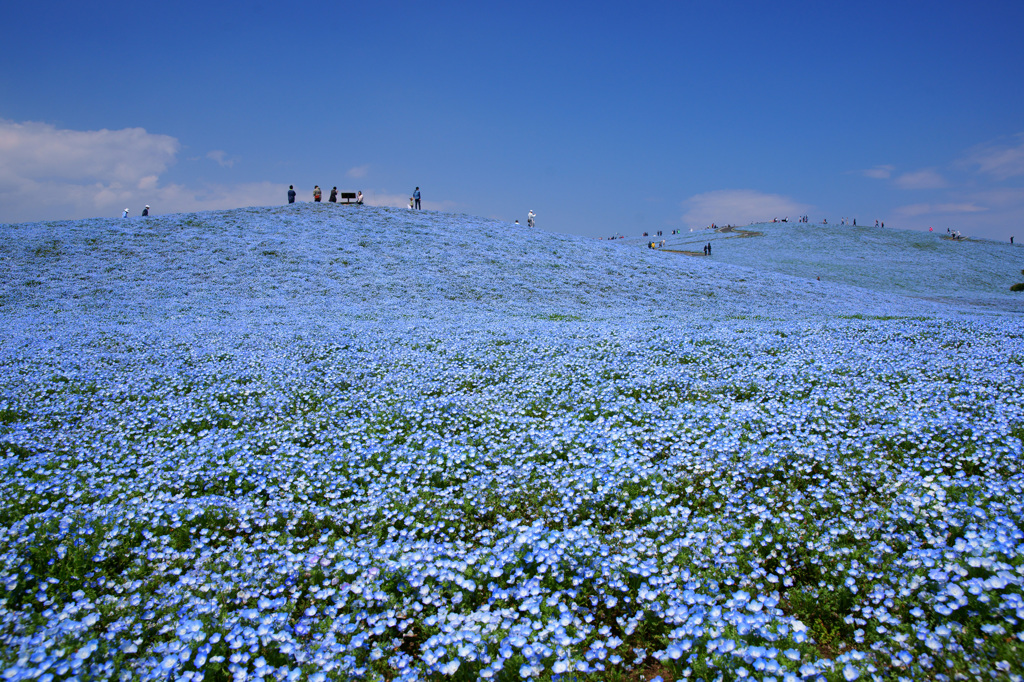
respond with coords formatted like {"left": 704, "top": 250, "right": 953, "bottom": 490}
{"left": 528, "top": 210, "right": 536, "bottom": 228}
{"left": 413, "top": 187, "right": 421, "bottom": 209}
{"left": 287, "top": 185, "right": 296, "bottom": 204}
{"left": 142, "top": 205, "right": 150, "bottom": 216}
{"left": 313, "top": 186, "right": 322, "bottom": 202}
{"left": 122, "top": 208, "right": 129, "bottom": 218}
{"left": 329, "top": 187, "right": 338, "bottom": 203}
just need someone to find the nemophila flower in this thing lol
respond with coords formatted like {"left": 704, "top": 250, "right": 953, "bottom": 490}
{"left": 3, "top": 209, "right": 1024, "bottom": 680}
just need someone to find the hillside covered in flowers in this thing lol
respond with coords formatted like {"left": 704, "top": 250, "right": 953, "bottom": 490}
{"left": 1, "top": 205, "right": 1022, "bottom": 681}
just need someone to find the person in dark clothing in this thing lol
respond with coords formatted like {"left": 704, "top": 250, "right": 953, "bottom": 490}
{"left": 288, "top": 185, "right": 296, "bottom": 204}
{"left": 413, "top": 187, "right": 421, "bottom": 209}
{"left": 142, "top": 205, "right": 150, "bottom": 216}
{"left": 329, "top": 187, "right": 338, "bottom": 203}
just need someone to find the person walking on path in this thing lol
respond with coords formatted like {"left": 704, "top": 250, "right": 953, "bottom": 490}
{"left": 288, "top": 185, "right": 296, "bottom": 204}
{"left": 313, "top": 186, "right": 322, "bottom": 202}
{"left": 413, "top": 187, "right": 421, "bottom": 209}
{"left": 329, "top": 187, "right": 338, "bottom": 203}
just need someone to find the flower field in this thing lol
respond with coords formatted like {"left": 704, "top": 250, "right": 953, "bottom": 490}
{"left": 2, "top": 206, "right": 1023, "bottom": 681}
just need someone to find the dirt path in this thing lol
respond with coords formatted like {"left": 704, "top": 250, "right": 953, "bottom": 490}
{"left": 659, "top": 226, "right": 763, "bottom": 256}
{"left": 716, "top": 226, "right": 764, "bottom": 238}
{"left": 662, "top": 249, "right": 707, "bottom": 257}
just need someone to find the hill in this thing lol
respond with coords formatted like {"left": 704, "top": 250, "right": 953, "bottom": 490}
{"left": 1, "top": 206, "right": 968, "bottom": 333}
{"left": 641, "top": 221, "right": 1024, "bottom": 313}
{"left": 1, "top": 206, "right": 1022, "bottom": 681}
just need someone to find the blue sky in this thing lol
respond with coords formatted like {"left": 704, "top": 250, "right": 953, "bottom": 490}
{"left": 2, "top": 0, "right": 1023, "bottom": 241}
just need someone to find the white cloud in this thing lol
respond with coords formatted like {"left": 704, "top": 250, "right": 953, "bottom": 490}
{"left": 862, "top": 165, "right": 894, "bottom": 180}
{"left": 0, "top": 119, "right": 178, "bottom": 185}
{"left": 681, "top": 189, "right": 811, "bottom": 228}
{"left": 347, "top": 165, "right": 369, "bottom": 179}
{"left": 963, "top": 133, "right": 1024, "bottom": 180}
{"left": 893, "top": 169, "right": 947, "bottom": 190}
{"left": 206, "top": 150, "right": 235, "bottom": 168}
{"left": 0, "top": 119, "right": 287, "bottom": 222}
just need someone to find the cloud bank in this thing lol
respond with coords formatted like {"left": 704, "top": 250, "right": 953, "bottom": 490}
{"left": 682, "top": 189, "right": 811, "bottom": 228}
{"left": 0, "top": 120, "right": 284, "bottom": 222}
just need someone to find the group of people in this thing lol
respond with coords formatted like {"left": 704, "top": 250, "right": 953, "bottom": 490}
{"left": 122, "top": 206, "right": 151, "bottom": 218}
{"left": 289, "top": 185, "right": 364, "bottom": 205}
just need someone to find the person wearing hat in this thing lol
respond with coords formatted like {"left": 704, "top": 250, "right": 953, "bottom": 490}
{"left": 142, "top": 205, "right": 150, "bottom": 216}
{"left": 122, "top": 208, "right": 129, "bottom": 218}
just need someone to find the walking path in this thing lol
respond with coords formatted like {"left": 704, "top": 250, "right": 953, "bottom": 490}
{"left": 660, "top": 225, "right": 764, "bottom": 256}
